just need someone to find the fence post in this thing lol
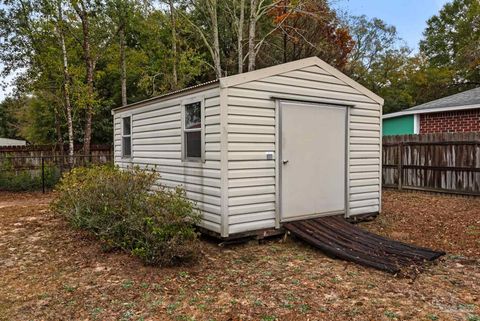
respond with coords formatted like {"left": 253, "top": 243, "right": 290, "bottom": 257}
{"left": 41, "top": 157, "right": 45, "bottom": 194}
{"left": 397, "top": 142, "right": 403, "bottom": 190}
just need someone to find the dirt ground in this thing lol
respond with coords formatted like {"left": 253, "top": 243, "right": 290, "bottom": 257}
{"left": 0, "top": 190, "right": 479, "bottom": 321}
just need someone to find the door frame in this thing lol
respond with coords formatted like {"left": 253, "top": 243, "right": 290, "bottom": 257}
{"left": 274, "top": 98, "right": 351, "bottom": 227}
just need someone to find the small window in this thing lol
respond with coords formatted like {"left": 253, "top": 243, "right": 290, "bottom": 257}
{"left": 183, "top": 101, "right": 202, "bottom": 160}
{"left": 122, "top": 116, "right": 132, "bottom": 158}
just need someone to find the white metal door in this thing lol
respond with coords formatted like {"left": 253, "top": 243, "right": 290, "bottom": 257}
{"left": 280, "top": 101, "right": 346, "bottom": 221}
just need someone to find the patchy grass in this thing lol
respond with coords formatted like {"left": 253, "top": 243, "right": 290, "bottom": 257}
{"left": 0, "top": 190, "right": 479, "bottom": 320}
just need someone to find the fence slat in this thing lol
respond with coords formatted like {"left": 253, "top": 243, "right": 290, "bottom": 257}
{"left": 383, "top": 133, "right": 480, "bottom": 195}
{"left": 0, "top": 144, "right": 113, "bottom": 192}
{"left": 0, "top": 144, "right": 112, "bottom": 171}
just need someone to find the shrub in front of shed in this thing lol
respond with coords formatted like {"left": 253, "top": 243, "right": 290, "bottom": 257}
{"left": 52, "top": 165, "right": 201, "bottom": 266}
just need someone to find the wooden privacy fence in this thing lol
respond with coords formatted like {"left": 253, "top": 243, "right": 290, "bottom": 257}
{"left": 0, "top": 144, "right": 113, "bottom": 192}
{"left": 383, "top": 133, "right": 480, "bottom": 195}
{"left": 0, "top": 144, "right": 112, "bottom": 170}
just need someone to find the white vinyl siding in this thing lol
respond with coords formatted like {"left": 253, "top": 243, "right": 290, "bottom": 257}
{"left": 113, "top": 87, "right": 222, "bottom": 233}
{"left": 226, "top": 64, "right": 381, "bottom": 234}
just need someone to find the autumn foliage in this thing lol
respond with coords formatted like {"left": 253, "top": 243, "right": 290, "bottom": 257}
{"left": 268, "top": 0, "right": 354, "bottom": 70}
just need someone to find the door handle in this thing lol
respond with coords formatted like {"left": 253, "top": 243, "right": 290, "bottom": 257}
{"left": 282, "top": 160, "right": 289, "bottom": 164}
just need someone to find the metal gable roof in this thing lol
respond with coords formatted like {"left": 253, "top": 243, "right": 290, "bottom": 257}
{"left": 112, "top": 79, "right": 219, "bottom": 113}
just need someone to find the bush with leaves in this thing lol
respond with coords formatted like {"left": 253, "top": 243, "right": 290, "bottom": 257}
{"left": 52, "top": 165, "right": 201, "bottom": 266}
{"left": 0, "top": 158, "right": 60, "bottom": 191}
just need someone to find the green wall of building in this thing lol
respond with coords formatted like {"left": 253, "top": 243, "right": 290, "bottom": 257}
{"left": 382, "top": 114, "right": 415, "bottom": 136}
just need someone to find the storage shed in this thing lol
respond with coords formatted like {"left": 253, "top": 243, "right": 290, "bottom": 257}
{"left": 112, "top": 57, "right": 384, "bottom": 238}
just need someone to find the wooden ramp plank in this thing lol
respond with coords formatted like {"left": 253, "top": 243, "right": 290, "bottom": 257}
{"left": 284, "top": 216, "right": 445, "bottom": 273}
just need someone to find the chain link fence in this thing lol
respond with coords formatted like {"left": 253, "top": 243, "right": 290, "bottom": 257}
{"left": 0, "top": 154, "right": 113, "bottom": 192}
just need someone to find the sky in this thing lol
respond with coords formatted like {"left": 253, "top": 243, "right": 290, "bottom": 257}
{"left": 0, "top": 0, "right": 450, "bottom": 102}
{"left": 333, "top": 0, "right": 450, "bottom": 49}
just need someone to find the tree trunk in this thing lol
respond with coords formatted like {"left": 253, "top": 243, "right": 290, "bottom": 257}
{"left": 282, "top": 0, "right": 287, "bottom": 63}
{"left": 183, "top": 0, "right": 221, "bottom": 78}
{"left": 57, "top": 0, "right": 74, "bottom": 166}
{"left": 119, "top": 24, "right": 127, "bottom": 106}
{"left": 74, "top": 1, "right": 94, "bottom": 157}
{"left": 209, "top": 0, "right": 221, "bottom": 78}
{"left": 247, "top": 0, "right": 258, "bottom": 72}
{"left": 237, "top": 0, "right": 245, "bottom": 73}
{"left": 169, "top": 0, "right": 178, "bottom": 88}
{"left": 54, "top": 104, "right": 64, "bottom": 155}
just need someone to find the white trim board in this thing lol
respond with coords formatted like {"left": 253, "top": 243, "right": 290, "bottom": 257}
{"left": 219, "top": 87, "right": 229, "bottom": 237}
{"left": 413, "top": 114, "right": 420, "bottom": 134}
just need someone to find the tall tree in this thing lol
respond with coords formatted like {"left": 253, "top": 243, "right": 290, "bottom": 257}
{"left": 420, "top": 0, "right": 480, "bottom": 87}
{"left": 119, "top": 8, "right": 128, "bottom": 106}
{"left": 247, "top": 0, "right": 259, "bottom": 71}
{"left": 7, "top": 0, "right": 472, "bottom": 146}
{"left": 71, "top": 0, "right": 101, "bottom": 156}
{"left": 246, "top": 0, "right": 298, "bottom": 71}
{"left": 226, "top": 0, "right": 246, "bottom": 73}
{"left": 271, "top": 0, "right": 354, "bottom": 70}
{"left": 108, "top": 0, "right": 148, "bottom": 105}
{"left": 347, "top": 15, "right": 400, "bottom": 80}
{"left": 182, "top": 0, "right": 222, "bottom": 78}
{"left": 54, "top": 0, "right": 75, "bottom": 164}
{"left": 207, "top": 0, "right": 221, "bottom": 78}
{"left": 168, "top": 0, "right": 178, "bottom": 87}
{"left": 0, "top": 0, "right": 68, "bottom": 145}
{"left": 0, "top": 97, "right": 22, "bottom": 139}
{"left": 345, "top": 15, "right": 420, "bottom": 113}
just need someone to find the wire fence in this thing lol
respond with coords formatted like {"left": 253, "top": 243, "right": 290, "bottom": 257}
{"left": 0, "top": 154, "right": 113, "bottom": 193}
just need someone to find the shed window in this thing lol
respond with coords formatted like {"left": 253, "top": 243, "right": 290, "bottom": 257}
{"left": 183, "top": 101, "right": 202, "bottom": 160}
{"left": 122, "top": 116, "right": 132, "bottom": 158}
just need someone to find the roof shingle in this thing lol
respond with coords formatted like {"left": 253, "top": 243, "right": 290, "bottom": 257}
{"left": 407, "top": 87, "right": 480, "bottom": 111}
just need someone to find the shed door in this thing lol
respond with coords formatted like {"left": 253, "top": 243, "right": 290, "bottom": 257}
{"left": 280, "top": 101, "right": 346, "bottom": 221}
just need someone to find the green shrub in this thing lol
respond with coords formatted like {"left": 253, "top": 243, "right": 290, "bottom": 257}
{"left": 0, "top": 158, "right": 60, "bottom": 191}
{"left": 52, "top": 165, "right": 201, "bottom": 266}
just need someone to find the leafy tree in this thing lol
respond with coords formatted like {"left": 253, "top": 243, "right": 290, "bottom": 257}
{"left": 420, "top": 0, "right": 480, "bottom": 87}
{"left": 0, "top": 97, "right": 22, "bottom": 139}
{"left": 269, "top": 0, "right": 354, "bottom": 70}
{"left": 0, "top": 0, "right": 69, "bottom": 146}
{"left": 16, "top": 96, "right": 59, "bottom": 144}
{"left": 345, "top": 15, "right": 414, "bottom": 113}
{"left": 347, "top": 15, "right": 402, "bottom": 81}
{"left": 133, "top": 8, "right": 208, "bottom": 95}
{"left": 181, "top": 0, "right": 222, "bottom": 77}
{"left": 225, "top": 0, "right": 246, "bottom": 73}
{"left": 404, "top": 55, "right": 456, "bottom": 107}
{"left": 1, "top": 0, "right": 477, "bottom": 143}
{"left": 70, "top": 0, "right": 112, "bottom": 155}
